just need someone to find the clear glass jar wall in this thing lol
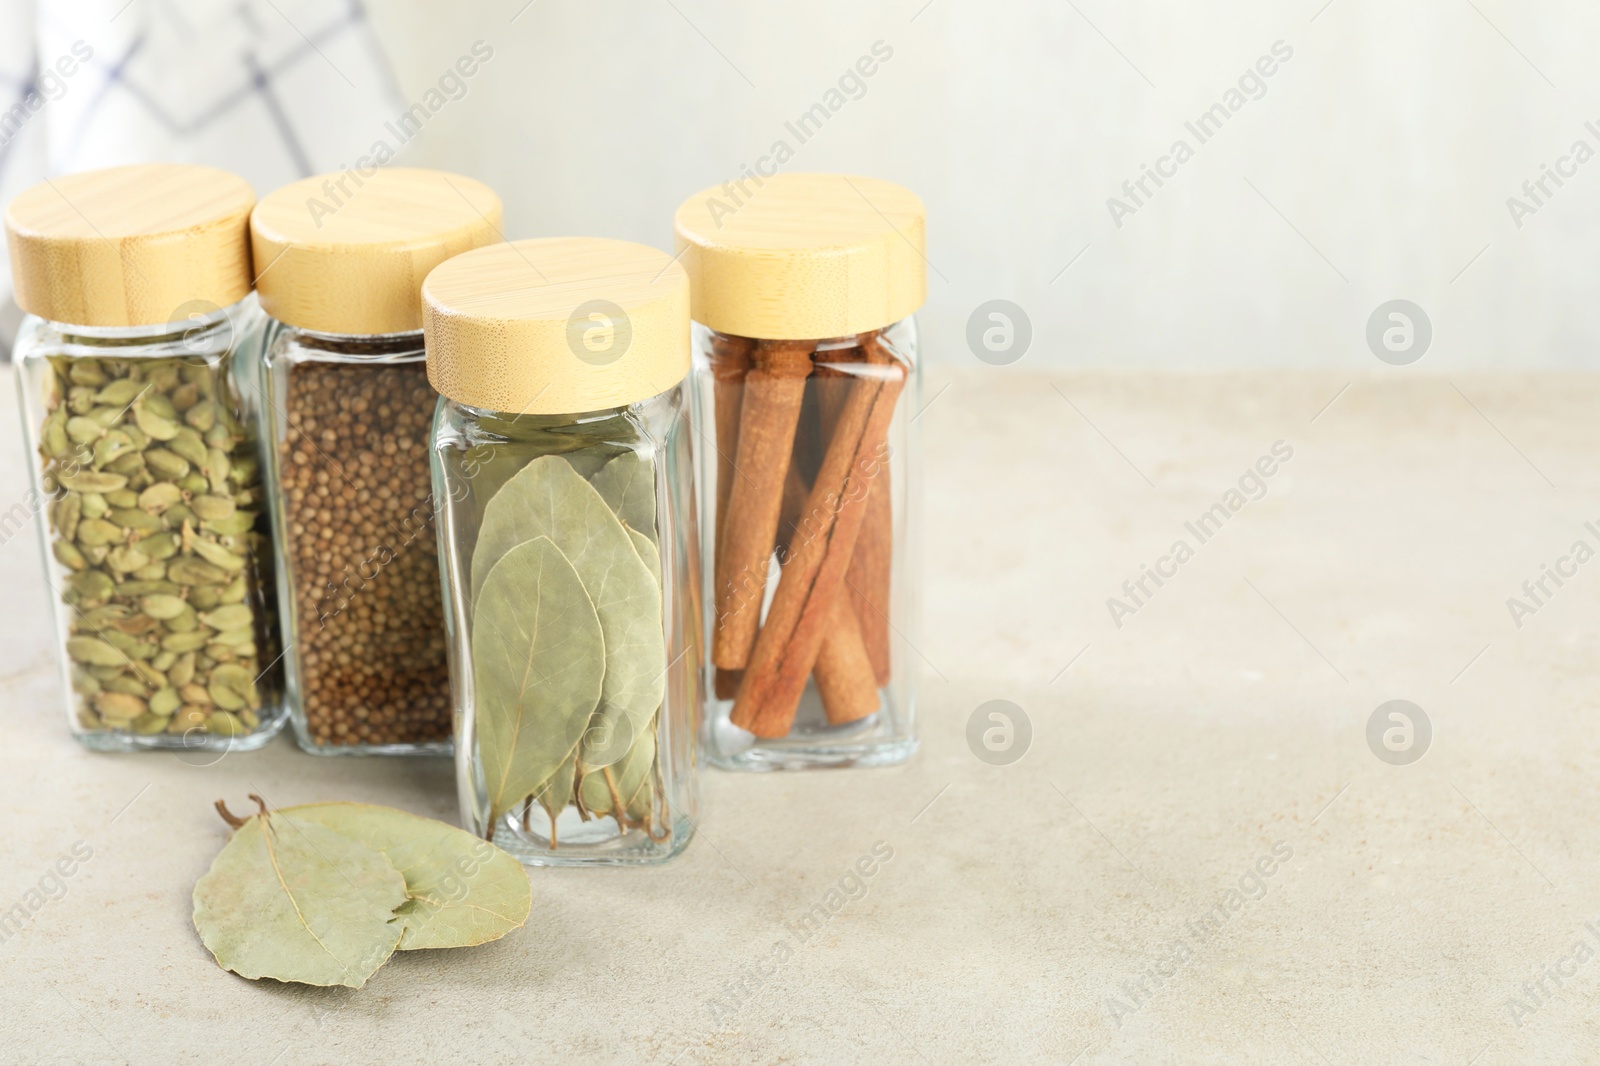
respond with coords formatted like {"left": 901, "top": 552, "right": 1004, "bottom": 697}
{"left": 260, "top": 324, "right": 451, "bottom": 754}
{"left": 430, "top": 389, "right": 698, "bottom": 865}
{"left": 693, "top": 317, "right": 920, "bottom": 769}
{"left": 14, "top": 301, "right": 285, "bottom": 751}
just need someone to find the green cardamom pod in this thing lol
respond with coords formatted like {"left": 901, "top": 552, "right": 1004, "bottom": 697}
{"left": 53, "top": 494, "right": 82, "bottom": 540}
{"left": 166, "top": 606, "right": 199, "bottom": 633}
{"left": 131, "top": 713, "right": 169, "bottom": 735}
{"left": 94, "top": 692, "right": 146, "bottom": 720}
{"left": 144, "top": 448, "right": 191, "bottom": 479}
{"left": 66, "top": 416, "right": 103, "bottom": 445}
{"left": 76, "top": 519, "right": 122, "bottom": 546}
{"left": 68, "top": 360, "right": 107, "bottom": 386}
{"left": 103, "top": 451, "right": 146, "bottom": 477}
{"left": 198, "top": 604, "right": 252, "bottom": 631}
{"left": 204, "top": 511, "right": 255, "bottom": 536}
{"left": 106, "top": 545, "right": 152, "bottom": 574}
{"left": 190, "top": 539, "right": 245, "bottom": 572}
{"left": 115, "top": 579, "right": 182, "bottom": 597}
{"left": 141, "top": 594, "right": 188, "bottom": 620}
{"left": 138, "top": 482, "right": 183, "bottom": 513}
{"left": 58, "top": 470, "right": 127, "bottom": 494}
{"left": 64, "top": 570, "right": 115, "bottom": 607}
{"left": 134, "top": 407, "right": 180, "bottom": 441}
{"left": 103, "top": 676, "right": 150, "bottom": 697}
{"left": 94, "top": 379, "right": 148, "bottom": 406}
{"left": 190, "top": 494, "right": 235, "bottom": 521}
{"left": 168, "top": 429, "right": 208, "bottom": 468}
{"left": 168, "top": 652, "right": 196, "bottom": 687}
{"left": 52, "top": 540, "right": 88, "bottom": 571}
{"left": 162, "top": 630, "right": 213, "bottom": 653}
{"left": 204, "top": 711, "right": 244, "bottom": 736}
{"left": 148, "top": 686, "right": 180, "bottom": 716}
{"left": 143, "top": 393, "right": 178, "bottom": 420}
{"left": 109, "top": 508, "right": 162, "bottom": 532}
{"left": 66, "top": 636, "right": 125, "bottom": 667}
{"left": 185, "top": 400, "right": 216, "bottom": 432}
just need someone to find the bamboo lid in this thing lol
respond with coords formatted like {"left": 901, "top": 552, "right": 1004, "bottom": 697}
{"left": 251, "top": 168, "right": 503, "bottom": 335}
{"left": 423, "top": 237, "right": 690, "bottom": 414}
{"left": 4, "top": 163, "right": 255, "bottom": 328}
{"left": 672, "top": 172, "right": 927, "bottom": 340}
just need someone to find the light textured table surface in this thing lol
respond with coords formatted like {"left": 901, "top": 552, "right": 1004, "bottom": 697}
{"left": 2, "top": 366, "right": 1598, "bottom": 1065}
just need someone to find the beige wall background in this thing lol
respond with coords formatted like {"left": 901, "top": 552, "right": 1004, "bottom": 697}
{"left": 362, "top": 0, "right": 1600, "bottom": 370}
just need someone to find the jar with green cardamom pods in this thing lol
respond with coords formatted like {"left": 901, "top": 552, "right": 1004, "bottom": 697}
{"left": 5, "top": 163, "right": 284, "bottom": 752}
{"left": 425, "top": 237, "right": 698, "bottom": 865}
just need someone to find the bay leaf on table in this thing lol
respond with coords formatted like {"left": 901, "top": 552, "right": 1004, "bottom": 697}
{"left": 473, "top": 535, "right": 606, "bottom": 828}
{"left": 471, "top": 455, "right": 666, "bottom": 772}
{"left": 192, "top": 808, "right": 408, "bottom": 989}
{"left": 286, "top": 803, "right": 531, "bottom": 951}
{"left": 591, "top": 451, "right": 656, "bottom": 540}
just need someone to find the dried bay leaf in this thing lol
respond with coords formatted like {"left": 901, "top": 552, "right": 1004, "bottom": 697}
{"left": 624, "top": 524, "right": 661, "bottom": 587}
{"left": 591, "top": 452, "right": 657, "bottom": 540}
{"left": 287, "top": 803, "right": 531, "bottom": 951}
{"left": 534, "top": 757, "right": 577, "bottom": 828}
{"left": 471, "top": 456, "right": 666, "bottom": 773}
{"left": 192, "top": 804, "right": 408, "bottom": 989}
{"left": 473, "top": 536, "right": 605, "bottom": 828}
{"left": 578, "top": 721, "right": 657, "bottom": 824}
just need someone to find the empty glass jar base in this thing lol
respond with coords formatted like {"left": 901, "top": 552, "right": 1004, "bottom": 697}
{"left": 706, "top": 687, "right": 917, "bottom": 771}
{"left": 488, "top": 813, "right": 695, "bottom": 868}
{"left": 73, "top": 717, "right": 286, "bottom": 755}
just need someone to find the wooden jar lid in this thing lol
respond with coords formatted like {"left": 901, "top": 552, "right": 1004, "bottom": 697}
{"left": 4, "top": 163, "right": 255, "bottom": 328}
{"left": 423, "top": 237, "right": 690, "bottom": 415}
{"left": 672, "top": 172, "right": 926, "bottom": 340}
{"left": 251, "top": 168, "right": 503, "bottom": 335}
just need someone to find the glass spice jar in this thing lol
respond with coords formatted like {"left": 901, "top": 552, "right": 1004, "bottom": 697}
{"left": 675, "top": 173, "right": 925, "bottom": 770}
{"left": 425, "top": 237, "right": 698, "bottom": 866}
{"left": 251, "top": 168, "right": 503, "bottom": 756}
{"left": 5, "top": 163, "right": 284, "bottom": 751}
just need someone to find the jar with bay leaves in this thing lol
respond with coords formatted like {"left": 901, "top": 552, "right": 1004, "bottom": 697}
{"left": 675, "top": 173, "right": 925, "bottom": 770}
{"left": 251, "top": 168, "right": 504, "bottom": 755}
{"left": 424, "top": 236, "right": 697, "bottom": 865}
{"left": 5, "top": 164, "right": 283, "bottom": 751}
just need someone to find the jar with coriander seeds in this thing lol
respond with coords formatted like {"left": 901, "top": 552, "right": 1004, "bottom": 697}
{"left": 251, "top": 167, "right": 503, "bottom": 755}
{"left": 425, "top": 236, "right": 697, "bottom": 866}
{"left": 675, "top": 172, "right": 925, "bottom": 770}
{"left": 5, "top": 163, "right": 283, "bottom": 751}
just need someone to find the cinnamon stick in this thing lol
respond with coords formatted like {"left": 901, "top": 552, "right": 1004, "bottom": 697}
{"left": 818, "top": 337, "right": 894, "bottom": 686}
{"left": 710, "top": 334, "right": 753, "bottom": 705}
{"left": 775, "top": 399, "right": 880, "bottom": 721}
{"left": 814, "top": 595, "right": 880, "bottom": 724}
{"left": 774, "top": 455, "right": 809, "bottom": 562}
{"left": 714, "top": 669, "right": 743, "bottom": 700}
{"left": 730, "top": 347, "right": 907, "bottom": 737}
{"left": 708, "top": 333, "right": 754, "bottom": 562}
{"left": 848, "top": 473, "right": 893, "bottom": 686}
{"left": 712, "top": 339, "right": 813, "bottom": 670}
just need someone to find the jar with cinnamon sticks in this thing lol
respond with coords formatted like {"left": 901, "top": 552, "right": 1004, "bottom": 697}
{"left": 675, "top": 173, "right": 925, "bottom": 770}
{"left": 252, "top": 168, "right": 504, "bottom": 755}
